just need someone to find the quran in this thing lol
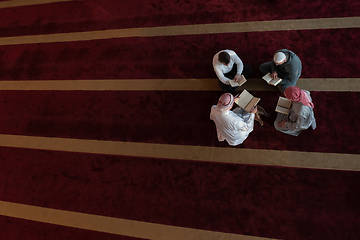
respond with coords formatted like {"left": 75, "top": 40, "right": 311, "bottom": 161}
{"left": 275, "top": 97, "right": 292, "bottom": 115}
{"left": 229, "top": 75, "right": 247, "bottom": 87}
{"left": 262, "top": 73, "right": 282, "bottom": 86}
{"left": 235, "top": 89, "right": 260, "bottom": 113}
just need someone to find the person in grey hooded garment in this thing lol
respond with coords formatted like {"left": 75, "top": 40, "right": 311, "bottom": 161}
{"left": 274, "top": 86, "right": 316, "bottom": 136}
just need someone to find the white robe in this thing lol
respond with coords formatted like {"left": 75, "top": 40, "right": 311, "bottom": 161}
{"left": 274, "top": 91, "right": 316, "bottom": 136}
{"left": 210, "top": 106, "right": 255, "bottom": 146}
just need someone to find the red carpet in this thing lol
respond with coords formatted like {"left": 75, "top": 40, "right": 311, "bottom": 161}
{"left": 0, "top": 216, "right": 142, "bottom": 240}
{"left": 0, "top": 146, "right": 359, "bottom": 240}
{"left": 0, "top": 0, "right": 359, "bottom": 37}
{"left": 0, "top": 29, "right": 359, "bottom": 80}
{"left": 0, "top": 91, "right": 358, "bottom": 154}
{"left": 0, "top": 0, "right": 359, "bottom": 239}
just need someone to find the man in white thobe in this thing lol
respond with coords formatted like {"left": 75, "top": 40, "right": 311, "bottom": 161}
{"left": 210, "top": 93, "right": 257, "bottom": 146}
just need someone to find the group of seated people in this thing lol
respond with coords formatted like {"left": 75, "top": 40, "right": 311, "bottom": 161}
{"left": 210, "top": 49, "right": 317, "bottom": 146}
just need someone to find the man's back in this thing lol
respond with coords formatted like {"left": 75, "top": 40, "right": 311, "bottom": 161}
{"left": 210, "top": 106, "right": 255, "bottom": 146}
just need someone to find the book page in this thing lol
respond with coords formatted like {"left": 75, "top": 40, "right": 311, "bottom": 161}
{"left": 275, "top": 105, "right": 290, "bottom": 115}
{"left": 277, "top": 97, "right": 292, "bottom": 108}
{"left": 262, "top": 73, "right": 272, "bottom": 84}
{"left": 235, "top": 89, "right": 253, "bottom": 109}
{"left": 245, "top": 97, "right": 260, "bottom": 112}
{"left": 238, "top": 75, "right": 247, "bottom": 86}
{"left": 229, "top": 75, "right": 247, "bottom": 87}
{"left": 269, "top": 77, "right": 282, "bottom": 86}
{"left": 229, "top": 80, "right": 240, "bottom": 87}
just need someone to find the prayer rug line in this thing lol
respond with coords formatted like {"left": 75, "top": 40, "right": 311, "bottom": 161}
{"left": 0, "top": 200, "right": 272, "bottom": 240}
{"left": 0, "top": 0, "right": 75, "bottom": 9}
{"left": 0, "top": 17, "right": 358, "bottom": 46}
{"left": 0, "top": 134, "right": 359, "bottom": 171}
{"left": 0, "top": 78, "right": 358, "bottom": 91}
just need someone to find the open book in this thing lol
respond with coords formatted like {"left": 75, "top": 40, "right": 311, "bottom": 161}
{"left": 235, "top": 89, "right": 261, "bottom": 113}
{"left": 262, "top": 73, "right": 282, "bottom": 86}
{"left": 229, "top": 75, "right": 247, "bottom": 87}
{"left": 275, "top": 97, "right": 292, "bottom": 115}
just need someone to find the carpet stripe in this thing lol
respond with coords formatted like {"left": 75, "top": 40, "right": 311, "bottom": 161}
{"left": 0, "top": 0, "right": 359, "bottom": 38}
{"left": 0, "top": 91, "right": 357, "bottom": 154}
{"left": 1, "top": 147, "right": 359, "bottom": 239}
{"left": 0, "top": 17, "right": 358, "bottom": 46}
{"left": 0, "top": 0, "right": 75, "bottom": 8}
{"left": 0, "top": 78, "right": 358, "bottom": 91}
{"left": 0, "top": 29, "right": 359, "bottom": 80}
{"left": 0, "top": 216, "right": 141, "bottom": 240}
{"left": 0, "top": 201, "right": 272, "bottom": 240}
{"left": 0, "top": 134, "right": 358, "bottom": 171}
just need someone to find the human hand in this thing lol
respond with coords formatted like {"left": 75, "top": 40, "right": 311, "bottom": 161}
{"left": 270, "top": 72, "right": 278, "bottom": 79}
{"left": 250, "top": 105, "right": 257, "bottom": 114}
{"left": 233, "top": 74, "right": 242, "bottom": 83}
{"left": 277, "top": 120, "right": 286, "bottom": 128}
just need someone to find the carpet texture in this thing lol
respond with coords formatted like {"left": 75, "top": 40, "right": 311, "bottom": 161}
{"left": 0, "top": 215, "right": 143, "bottom": 240}
{"left": 0, "top": 147, "right": 359, "bottom": 240}
{"left": 0, "top": 0, "right": 359, "bottom": 36}
{"left": 0, "top": 29, "right": 359, "bottom": 80}
{"left": 0, "top": 91, "right": 358, "bottom": 154}
{"left": 0, "top": 0, "right": 359, "bottom": 239}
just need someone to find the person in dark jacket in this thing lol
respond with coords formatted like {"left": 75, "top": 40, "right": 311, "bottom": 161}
{"left": 259, "top": 49, "right": 302, "bottom": 93}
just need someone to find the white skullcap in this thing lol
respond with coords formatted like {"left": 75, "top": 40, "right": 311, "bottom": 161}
{"left": 217, "top": 93, "right": 234, "bottom": 110}
{"left": 274, "top": 52, "right": 286, "bottom": 63}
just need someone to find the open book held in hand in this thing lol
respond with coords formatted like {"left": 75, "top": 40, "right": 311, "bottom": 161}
{"left": 229, "top": 75, "right": 247, "bottom": 87}
{"left": 262, "top": 73, "right": 282, "bottom": 86}
{"left": 235, "top": 89, "right": 260, "bottom": 113}
{"left": 275, "top": 97, "right": 292, "bottom": 115}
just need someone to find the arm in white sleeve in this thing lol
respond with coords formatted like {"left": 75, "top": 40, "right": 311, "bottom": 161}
{"left": 229, "top": 50, "right": 244, "bottom": 75}
{"left": 214, "top": 66, "right": 232, "bottom": 84}
{"left": 235, "top": 113, "right": 255, "bottom": 131}
{"left": 213, "top": 54, "right": 232, "bottom": 84}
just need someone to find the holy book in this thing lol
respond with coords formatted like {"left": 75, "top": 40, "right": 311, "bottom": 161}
{"left": 262, "top": 73, "right": 282, "bottom": 86}
{"left": 229, "top": 75, "right": 247, "bottom": 87}
{"left": 235, "top": 89, "right": 260, "bottom": 113}
{"left": 275, "top": 96, "right": 292, "bottom": 115}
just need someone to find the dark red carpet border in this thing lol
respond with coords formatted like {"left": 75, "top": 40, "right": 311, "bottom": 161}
{"left": 0, "top": 216, "right": 144, "bottom": 240}
{"left": 0, "top": 0, "right": 359, "bottom": 37}
{"left": 0, "top": 29, "right": 359, "bottom": 80}
{"left": 0, "top": 90, "right": 358, "bottom": 154}
{"left": 0, "top": 147, "right": 359, "bottom": 240}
